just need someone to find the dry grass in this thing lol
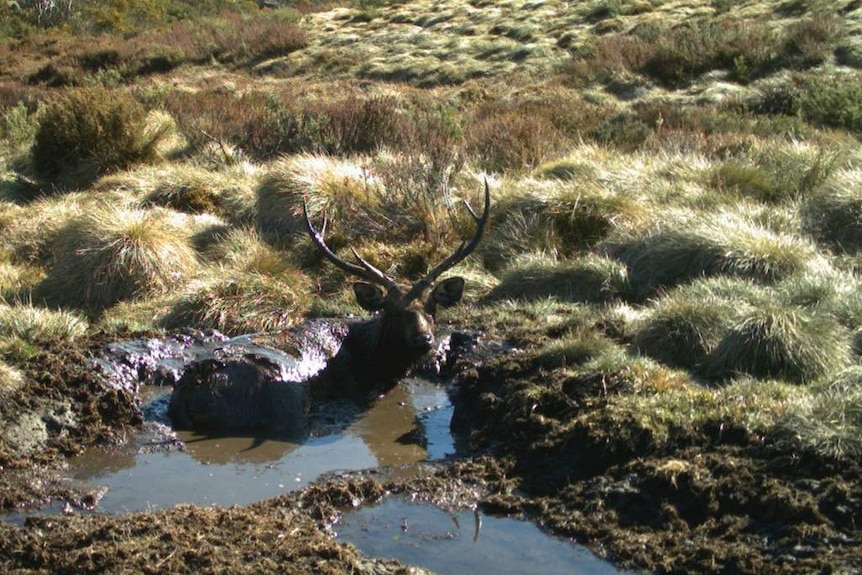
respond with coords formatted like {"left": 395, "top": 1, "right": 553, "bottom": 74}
{"left": 36, "top": 206, "right": 198, "bottom": 312}
{"left": 0, "top": 358, "right": 25, "bottom": 394}
{"left": 162, "top": 270, "right": 312, "bottom": 336}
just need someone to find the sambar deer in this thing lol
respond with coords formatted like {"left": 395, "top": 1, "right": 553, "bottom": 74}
{"left": 168, "top": 181, "right": 490, "bottom": 434}
{"left": 304, "top": 180, "right": 491, "bottom": 402}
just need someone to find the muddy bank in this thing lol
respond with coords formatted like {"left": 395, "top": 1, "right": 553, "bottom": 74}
{"left": 1, "top": 332, "right": 861, "bottom": 574}
{"left": 0, "top": 475, "right": 428, "bottom": 575}
{"left": 454, "top": 352, "right": 862, "bottom": 574}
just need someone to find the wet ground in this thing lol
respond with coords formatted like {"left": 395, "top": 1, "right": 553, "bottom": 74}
{"left": 0, "top": 329, "right": 860, "bottom": 574}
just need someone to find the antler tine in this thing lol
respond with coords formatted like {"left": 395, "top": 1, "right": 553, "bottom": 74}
{"left": 303, "top": 199, "right": 400, "bottom": 292}
{"left": 404, "top": 179, "right": 491, "bottom": 303}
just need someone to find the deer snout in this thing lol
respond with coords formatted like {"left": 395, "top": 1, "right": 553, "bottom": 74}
{"left": 413, "top": 331, "right": 434, "bottom": 350}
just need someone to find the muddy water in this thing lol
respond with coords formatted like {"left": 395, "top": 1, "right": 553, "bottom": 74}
{"left": 2, "top": 332, "right": 636, "bottom": 574}
{"left": 337, "top": 498, "right": 634, "bottom": 575}
{"left": 61, "top": 377, "right": 456, "bottom": 514}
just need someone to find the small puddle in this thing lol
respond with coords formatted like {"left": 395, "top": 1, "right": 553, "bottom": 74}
{"left": 336, "top": 498, "right": 638, "bottom": 575}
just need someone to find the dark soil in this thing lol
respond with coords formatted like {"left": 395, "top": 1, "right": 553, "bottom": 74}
{"left": 0, "top": 333, "right": 860, "bottom": 574}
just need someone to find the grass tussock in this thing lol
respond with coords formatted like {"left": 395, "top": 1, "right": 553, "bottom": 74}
{"left": 802, "top": 170, "right": 862, "bottom": 253}
{"left": 772, "top": 366, "right": 862, "bottom": 461}
{"left": 256, "top": 155, "right": 377, "bottom": 245}
{"left": 0, "top": 302, "right": 89, "bottom": 361}
{"left": 162, "top": 271, "right": 312, "bottom": 336}
{"left": 482, "top": 176, "right": 646, "bottom": 271}
{"left": 537, "top": 326, "right": 621, "bottom": 370}
{"left": 0, "top": 359, "right": 25, "bottom": 394}
{"left": 632, "top": 281, "right": 754, "bottom": 371}
{"left": 0, "top": 302, "right": 89, "bottom": 343}
{"left": 608, "top": 212, "right": 819, "bottom": 301}
{"left": 706, "top": 304, "right": 851, "bottom": 383}
{"left": 488, "top": 254, "right": 628, "bottom": 304}
{"left": 1, "top": 193, "right": 91, "bottom": 265}
{"left": 36, "top": 207, "right": 198, "bottom": 312}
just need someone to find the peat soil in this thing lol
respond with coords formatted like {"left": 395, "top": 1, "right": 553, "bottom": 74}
{"left": 0, "top": 334, "right": 860, "bottom": 574}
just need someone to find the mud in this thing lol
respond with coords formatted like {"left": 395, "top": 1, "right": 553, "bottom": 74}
{"left": 0, "top": 330, "right": 860, "bottom": 574}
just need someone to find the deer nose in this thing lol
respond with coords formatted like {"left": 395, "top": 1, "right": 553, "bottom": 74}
{"left": 414, "top": 332, "right": 434, "bottom": 349}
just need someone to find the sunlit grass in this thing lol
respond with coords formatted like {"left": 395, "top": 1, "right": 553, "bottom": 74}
{"left": 35, "top": 205, "right": 198, "bottom": 312}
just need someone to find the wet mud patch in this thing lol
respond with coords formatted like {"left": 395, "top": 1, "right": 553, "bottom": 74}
{"left": 0, "top": 334, "right": 143, "bottom": 512}
{"left": 453, "top": 352, "right": 862, "bottom": 574}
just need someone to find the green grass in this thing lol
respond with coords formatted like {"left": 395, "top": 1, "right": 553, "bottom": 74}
{"left": 772, "top": 366, "right": 862, "bottom": 461}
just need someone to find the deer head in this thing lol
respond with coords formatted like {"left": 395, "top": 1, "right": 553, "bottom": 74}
{"left": 303, "top": 180, "right": 491, "bottom": 401}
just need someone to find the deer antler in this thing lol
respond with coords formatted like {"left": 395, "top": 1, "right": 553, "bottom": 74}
{"left": 302, "top": 201, "right": 401, "bottom": 294}
{"left": 403, "top": 179, "right": 491, "bottom": 304}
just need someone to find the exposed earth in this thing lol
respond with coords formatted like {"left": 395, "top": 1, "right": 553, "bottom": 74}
{"left": 0, "top": 330, "right": 860, "bottom": 574}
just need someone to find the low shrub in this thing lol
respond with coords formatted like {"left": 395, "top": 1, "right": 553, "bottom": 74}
{"left": 31, "top": 88, "right": 167, "bottom": 188}
{"left": 639, "top": 19, "right": 779, "bottom": 86}
{"left": 163, "top": 89, "right": 321, "bottom": 161}
{"left": 466, "top": 102, "right": 563, "bottom": 173}
{"left": 779, "top": 13, "right": 845, "bottom": 70}
{"left": 796, "top": 75, "right": 862, "bottom": 136}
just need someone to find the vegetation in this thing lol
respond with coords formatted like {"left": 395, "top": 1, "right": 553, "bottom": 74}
{"left": 2, "top": 0, "right": 862, "bottom": 572}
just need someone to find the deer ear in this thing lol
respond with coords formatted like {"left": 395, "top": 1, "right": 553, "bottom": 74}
{"left": 353, "top": 282, "right": 387, "bottom": 312}
{"left": 427, "top": 277, "right": 465, "bottom": 311}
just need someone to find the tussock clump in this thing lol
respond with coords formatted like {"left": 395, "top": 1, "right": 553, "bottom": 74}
{"left": 0, "top": 261, "right": 43, "bottom": 301}
{"left": 203, "top": 227, "right": 294, "bottom": 278}
{"left": 608, "top": 228, "right": 728, "bottom": 301}
{"left": 31, "top": 88, "right": 167, "bottom": 188}
{"left": 0, "top": 302, "right": 88, "bottom": 342}
{"left": 706, "top": 304, "right": 851, "bottom": 383}
{"left": 488, "top": 254, "right": 627, "bottom": 304}
{"left": 2, "top": 193, "right": 88, "bottom": 265}
{"left": 802, "top": 170, "right": 862, "bottom": 252}
{"left": 257, "top": 155, "right": 378, "bottom": 245}
{"left": 711, "top": 162, "right": 780, "bottom": 203}
{"left": 537, "top": 326, "right": 620, "bottom": 369}
{"left": 36, "top": 207, "right": 198, "bottom": 311}
{"left": 163, "top": 272, "right": 311, "bottom": 336}
{"left": 632, "top": 281, "right": 755, "bottom": 371}
{"left": 609, "top": 213, "right": 818, "bottom": 301}
{"left": 482, "top": 178, "right": 644, "bottom": 272}
{"left": 712, "top": 218, "right": 819, "bottom": 282}
{"left": 98, "top": 163, "right": 258, "bottom": 225}
{"left": 0, "top": 359, "right": 25, "bottom": 394}
{"left": 772, "top": 367, "right": 862, "bottom": 461}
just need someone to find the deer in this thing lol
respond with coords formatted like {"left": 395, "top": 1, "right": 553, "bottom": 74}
{"left": 168, "top": 181, "right": 490, "bottom": 435}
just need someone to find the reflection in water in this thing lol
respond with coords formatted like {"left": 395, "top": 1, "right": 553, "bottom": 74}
{"left": 337, "top": 498, "right": 636, "bottom": 575}
{"left": 59, "top": 377, "right": 454, "bottom": 514}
